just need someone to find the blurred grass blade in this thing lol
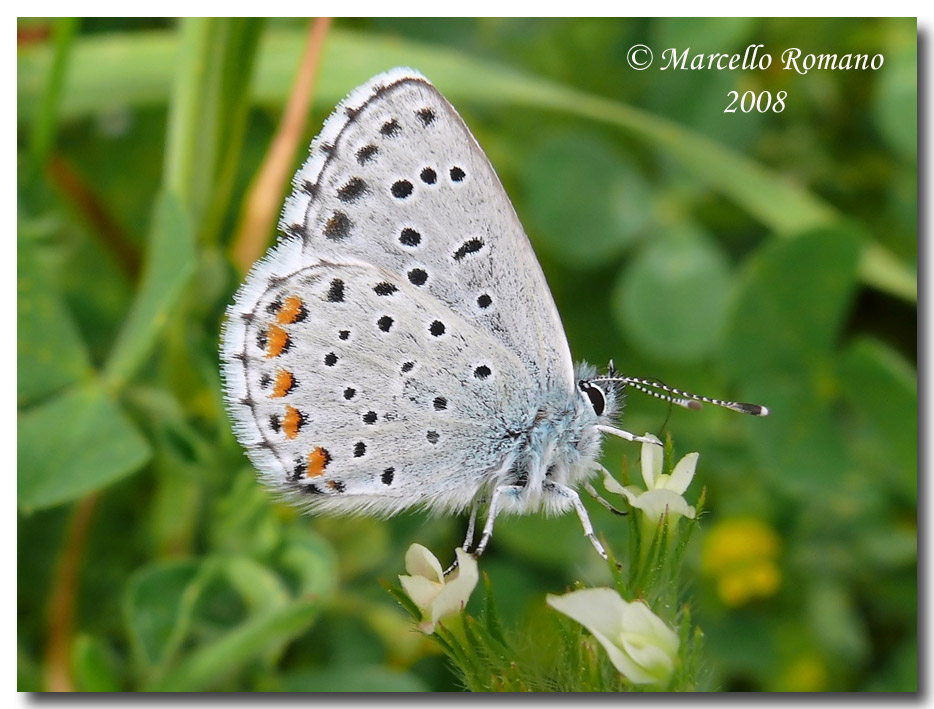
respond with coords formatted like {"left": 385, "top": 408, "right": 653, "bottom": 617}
{"left": 201, "top": 19, "right": 266, "bottom": 245}
{"left": 104, "top": 20, "right": 260, "bottom": 391}
{"left": 146, "top": 596, "right": 322, "bottom": 691}
{"left": 103, "top": 190, "right": 194, "bottom": 391}
{"left": 24, "top": 17, "right": 79, "bottom": 179}
{"left": 17, "top": 384, "right": 151, "bottom": 510}
{"left": 164, "top": 18, "right": 264, "bottom": 242}
{"left": 16, "top": 27, "right": 915, "bottom": 303}
{"left": 231, "top": 17, "right": 329, "bottom": 272}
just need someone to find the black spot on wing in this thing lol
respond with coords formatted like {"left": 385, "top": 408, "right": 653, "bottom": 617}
{"left": 453, "top": 238, "right": 484, "bottom": 261}
{"left": 415, "top": 107, "right": 436, "bottom": 126}
{"left": 324, "top": 211, "right": 352, "bottom": 241}
{"left": 356, "top": 144, "right": 379, "bottom": 164}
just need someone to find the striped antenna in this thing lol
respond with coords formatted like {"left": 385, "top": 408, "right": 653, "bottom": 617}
{"left": 590, "top": 376, "right": 770, "bottom": 417}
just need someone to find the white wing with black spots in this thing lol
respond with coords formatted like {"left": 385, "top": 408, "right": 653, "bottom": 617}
{"left": 221, "top": 68, "right": 578, "bottom": 517}
{"left": 223, "top": 259, "right": 535, "bottom": 515}
{"left": 278, "top": 68, "right": 573, "bottom": 391}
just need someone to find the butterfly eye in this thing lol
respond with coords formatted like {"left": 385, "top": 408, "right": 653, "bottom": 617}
{"left": 578, "top": 381, "right": 606, "bottom": 417}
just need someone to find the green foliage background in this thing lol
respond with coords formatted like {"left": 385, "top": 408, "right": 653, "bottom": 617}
{"left": 17, "top": 17, "right": 917, "bottom": 692}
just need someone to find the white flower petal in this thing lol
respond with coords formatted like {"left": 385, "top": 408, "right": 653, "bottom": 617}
{"left": 620, "top": 601, "right": 680, "bottom": 656}
{"left": 398, "top": 574, "right": 442, "bottom": 610}
{"left": 628, "top": 489, "right": 696, "bottom": 521}
{"left": 619, "top": 485, "right": 646, "bottom": 506}
{"left": 548, "top": 589, "right": 678, "bottom": 685}
{"left": 603, "top": 470, "right": 628, "bottom": 496}
{"left": 641, "top": 434, "right": 663, "bottom": 489}
{"left": 404, "top": 543, "right": 444, "bottom": 583}
{"left": 428, "top": 547, "right": 479, "bottom": 627}
{"left": 667, "top": 452, "right": 699, "bottom": 494}
{"left": 594, "top": 627, "right": 660, "bottom": 685}
{"left": 547, "top": 588, "right": 627, "bottom": 638}
{"left": 399, "top": 545, "right": 478, "bottom": 634}
{"left": 619, "top": 636, "right": 676, "bottom": 684}
{"left": 654, "top": 473, "right": 672, "bottom": 489}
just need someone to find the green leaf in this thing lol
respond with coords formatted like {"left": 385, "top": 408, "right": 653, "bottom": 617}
{"left": 209, "top": 467, "right": 284, "bottom": 557}
{"left": 382, "top": 579, "right": 422, "bottom": 622}
{"left": 719, "top": 227, "right": 862, "bottom": 494}
{"left": 871, "top": 37, "right": 917, "bottom": 161}
{"left": 220, "top": 555, "right": 290, "bottom": 616}
{"left": 838, "top": 337, "right": 917, "bottom": 502}
{"left": 613, "top": 227, "right": 733, "bottom": 362}
{"left": 123, "top": 559, "right": 203, "bottom": 675}
{"left": 17, "top": 239, "right": 93, "bottom": 407}
{"left": 215, "top": 555, "right": 296, "bottom": 667}
{"left": 147, "top": 595, "right": 322, "bottom": 691}
{"left": 807, "top": 582, "right": 869, "bottom": 664}
{"left": 721, "top": 226, "right": 861, "bottom": 381}
{"left": 103, "top": 190, "right": 195, "bottom": 391}
{"left": 72, "top": 634, "right": 123, "bottom": 692}
{"left": 17, "top": 384, "right": 151, "bottom": 510}
{"left": 523, "top": 133, "right": 651, "bottom": 268}
{"left": 277, "top": 528, "right": 339, "bottom": 598}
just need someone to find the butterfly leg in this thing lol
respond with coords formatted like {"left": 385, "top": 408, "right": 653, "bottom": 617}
{"left": 582, "top": 463, "right": 627, "bottom": 516}
{"left": 443, "top": 502, "right": 482, "bottom": 576}
{"left": 462, "top": 501, "right": 480, "bottom": 552}
{"left": 543, "top": 481, "right": 608, "bottom": 561}
{"left": 472, "top": 485, "right": 524, "bottom": 558}
{"left": 596, "top": 425, "right": 662, "bottom": 445}
{"left": 584, "top": 481, "right": 627, "bottom": 517}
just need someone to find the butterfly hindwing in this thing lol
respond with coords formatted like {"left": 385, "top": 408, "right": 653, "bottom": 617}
{"left": 224, "top": 259, "right": 533, "bottom": 514}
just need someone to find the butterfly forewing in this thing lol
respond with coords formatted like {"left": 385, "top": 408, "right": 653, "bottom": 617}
{"left": 280, "top": 68, "right": 574, "bottom": 389}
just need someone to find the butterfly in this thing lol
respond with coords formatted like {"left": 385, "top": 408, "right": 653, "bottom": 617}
{"left": 220, "top": 68, "right": 767, "bottom": 563}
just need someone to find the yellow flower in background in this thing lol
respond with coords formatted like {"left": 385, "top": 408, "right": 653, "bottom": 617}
{"left": 547, "top": 588, "right": 680, "bottom": 686}
{"left": 778, "top": 652, "right": 830, "bottom": 692}
{"left": 398, "top": 544, "right": 478, "bottom": 634}
{"left": 701, "top": 517, "right": 781, "bottom": 606}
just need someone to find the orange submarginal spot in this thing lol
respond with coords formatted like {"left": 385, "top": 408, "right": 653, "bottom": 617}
{"left": 271, "top": 370, "right": 294, "bottom": 398}
{"left": 277, "top": 295, "right": 307, "bottom": 324}
{"left": 282, "top": 405, "right": 305, "bottom": 439}
{"left": 307, "top": 447, "right": 330, "bottom": 477}
{"left": 265, "top": 324, "right": 290, "bottom": 358}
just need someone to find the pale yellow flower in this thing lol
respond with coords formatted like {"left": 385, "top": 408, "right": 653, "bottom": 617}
{"left": 701, "top": 517, "right": 781, "bottom": 606}
{"left": 547, "top": 588, "right": 679, "bottom": 685}
{"left": 398, "top": 544, "right": 478, "bottom": 634}
{"left": 604, "top": 433, "right": 697, "bottom": 523}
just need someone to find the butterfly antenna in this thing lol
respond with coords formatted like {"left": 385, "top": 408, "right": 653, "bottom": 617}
{"left": 591, "top": 376, "right": 770, "bottom": 417}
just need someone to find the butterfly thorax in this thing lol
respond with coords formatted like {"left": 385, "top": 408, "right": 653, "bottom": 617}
{"left": 489, "top": 366, "right": 617, "bottom": 515}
